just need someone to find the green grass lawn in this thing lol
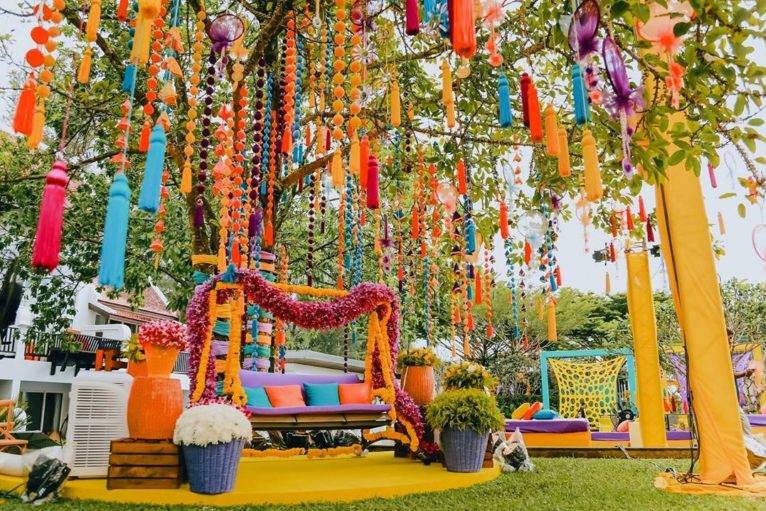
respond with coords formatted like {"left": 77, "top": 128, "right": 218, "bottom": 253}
{"left": 1, "top": 458, "right": 763, "bottom": 510}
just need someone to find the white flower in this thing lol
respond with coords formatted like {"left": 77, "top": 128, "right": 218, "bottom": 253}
{"left": 173, "top": 404, "right": 252, "bottom": 447}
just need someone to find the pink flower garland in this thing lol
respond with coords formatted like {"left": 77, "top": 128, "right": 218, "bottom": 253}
{"left": 186, "top": 270, "right": 425, "bottom": 448}
{"left": 139, "top": 319, "right": 188, "bottom": 350}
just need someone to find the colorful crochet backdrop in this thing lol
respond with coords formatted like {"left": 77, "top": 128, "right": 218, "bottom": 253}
{"left": 548, "top": 356, "right": 626, "bottom": 425}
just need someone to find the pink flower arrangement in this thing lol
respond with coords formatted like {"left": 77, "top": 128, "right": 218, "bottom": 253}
{"left": 185, "top": 270, "right": 425, "bottom": 449}
{"left": 139, "top": 320, "right": 188, "bottom": 350}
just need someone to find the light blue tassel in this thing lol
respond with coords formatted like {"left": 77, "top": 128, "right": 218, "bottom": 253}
{"left": 549, "top": 274, "right": 558, "bottom": 292}
{"left": 572, "top": 63, "right": 590, "bottom": 125}
{"left": 467, "top": 284, "right": 473, "bottom": 301}
{"left": 466, "top": 218, "right": 476, "bottom": 254}
{"left": 138, "top": 124, "right": 166, "bottom": 213}
{"left": 98, "top": 173, "right": 131, "bottom": 290}
{"left": 122, "top": 64, "right": 137, "bottom": 93}
{"left": 498, "top": 74, "right": 512, "bottom": 128}
{"left": 424, "top": 0, "right": 437, "bottom": 21}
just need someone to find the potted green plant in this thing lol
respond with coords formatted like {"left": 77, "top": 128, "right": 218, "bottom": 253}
{"left": 122, "top": 334, "right": 147, "bottom": 378}
{"left": 397, "top": 347, "right": 440, "bottom": 405}
{"left": 426, "top": 389, "right": 505, "bottom": 472}
{"left": 442, "top": 361, "right": 498, "bottom": 392}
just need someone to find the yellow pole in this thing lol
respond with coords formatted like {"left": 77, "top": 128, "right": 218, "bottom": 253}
{"left": 626, "top": 250, "right": 666, "bottom": 447}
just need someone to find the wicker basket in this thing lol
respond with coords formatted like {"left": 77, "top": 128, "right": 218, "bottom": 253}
{"left": 183, "top": 439, "right": 245, "bottom": 494}
{"left": 440, "top": 428, "right": 488, "bottom": 473}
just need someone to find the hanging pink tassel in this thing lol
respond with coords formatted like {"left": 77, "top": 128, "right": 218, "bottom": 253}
{"left": 638, "top": 196, "right": 647, "bottom": 221}
{"left": 32, "top": 160, "right": 69, "bottom": 271}
{"left": 708, "top": 162, "right": 717, "bottom": 188}
{"left": 646, "top": 218, "right": 655, "bottom": 242}
{"left": 626, "top": 206, "right": 635, "bottom": 231}
{"left": 405, "top": 0, "right": 420, "bottom": 35}
{"left": 367, "top": 154, "right": 380, "bottom": 209}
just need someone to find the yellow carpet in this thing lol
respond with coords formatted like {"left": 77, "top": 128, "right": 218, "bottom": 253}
{"left": 0, "top": 452, "right": 499, "bottom": 506}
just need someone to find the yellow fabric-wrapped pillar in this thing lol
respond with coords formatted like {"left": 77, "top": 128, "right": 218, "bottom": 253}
{"left": 625, "top": 250, "right": 666, "bottom": 448}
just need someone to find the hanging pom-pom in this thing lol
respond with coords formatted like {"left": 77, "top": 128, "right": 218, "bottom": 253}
{"left": 465, "top": 218, "right": 476, "bottom": 254}
{"left": 499, "top": 202, "right": 509, "bottom": 239}
{"left": 367, "top": 154, "right": 380, "bottom": 209}
{"left": 604, "top": 271, "right": 611, "bottom": 295}
{"left": 544, "top": 104, "right": 559, "bottom": 156}
{"left": 646, "top": 217, "right": 655, "bottom": 242}
{"left": 31, "top": 160, "right": 69, "bottom": 271}
{"left": 717, "top": 211, "right": 726, "bottom": 235}
{"left": 27, "top": 102, "right": 45, "bottom": 150}
{"left": 638, "top": 196, "right": 647, "bottom": 221}
{"left": 528, "top": 81, "right": 543, "bottom": 142}
{"left": 547, "top": 297, "right": 557, "bottom": 341}
{"left": 708, "top": 162, "right": 718, "bottom": 188}
{"left": 13, "top": 79, "right": 36, "bottom": 136}
{"left": 474, "top": 269, "right": 483, "bottom": 304}
{"left": 520, "top": 72, "right": 531, "bottom": 127}
{"left": 331, "top": 149, "right": 344, "bottom": 189}
{"left": 193, "top": 201, "right": 204, "bottom": 228}
{"left": 456, "top": 159, "right": 467, "bottom": 194}
{"left": 131, "top": 0, "right": 161, "bottom": 65}
{"left": 557, "top": 127, "right": 570, "bottom": 177}
{"left": 390, "top": 79, "right": 401, "bottom": 127}
{"left": 138, "top": 123, "right": 167, "bottom": 213}
{"left": 497, "top": 74, "right": 512, "bottom": 128}
{"left": 349, "top": 137, "right": 360, "bottom": 174}
{"left": 524, "top": 239, "right": 532, "bottom": 265}
{"left": 582, "top": 129, "right": 602, "bottom": 201}
{"left": 451, "top": 0, "right": 476, "bottom": 58}
{"left": 405, "top": 0, "right": 420, "bottom": 35}
{"left": 572, "top": 63, "right": 590, "bottom": 125}
{"left": 77, "top": 46, "right": 92, "bottom": 84}
{"left": 626, "top": 206, "right": 635, "bottom": 231}
{"left": 85, "top": 0, "right": 102, "bottom": 42}
{"left": 98, "top": 172, "right": 131, "bottom": 289}
{"left": 138, "top": 121, "right": 151, "bottom": 152}
{"left": 122, "top": 64, "right": 137, "bottom": 93}
{"left": 117, "top": 0, "right": 129, "bottom": 21}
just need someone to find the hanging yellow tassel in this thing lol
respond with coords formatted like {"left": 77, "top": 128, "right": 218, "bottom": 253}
{"left": 180, "top": 162, "right": 192, "bottom": 194}
{"left": 717, "top": 211, "right": 726, "bottom": 235}
{"left": 544, "top": 105, "right": 559, "bottom": 157}
{"left": 463, "top": 338, "right": 471, "bottom": 357}
{"left": 131, "top": 0, "right": 161, "bottom": 65}
{"left": 582, "top": 129, "right": 602, "bottom": 202}
{"left": 441, "top": 61, "right": 452, "bottom": 103}
{"left": 331, "top": 149, "right": 344, "bottom": 189}
{"left": 349, "top": 136, "right": 360, "bottom": 174}
{"left": 446, "top": 102, "right": 456, "bottom": 129}
{"left": 77, "top": 47, "right": 92, "bottom": 84}
{"left": 557, "top": 127, "right": 570, "bottom": 177}
{"left": 535, "top": 294, "right": 544, "bottom": 320}
{"left": 390, "top": 79, "right": 401, "bottom": 127}
{"left": 546, "top": 297, "right": 557, "bottom": 342}
{"left": 604, "top": 271, "right": 611, "bottom": 295}
{"left": 85, "top": 0, "right": 102, "bottom": 42}
{"left": 27, "top": 102, "right": 45, "bottom": 150}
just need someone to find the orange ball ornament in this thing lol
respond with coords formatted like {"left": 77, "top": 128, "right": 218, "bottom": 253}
{"left": 25, "top": 49, "right": 45, "bottom": 68}
{"left": 30, "top": 26, "right": 49, "bottom": 44}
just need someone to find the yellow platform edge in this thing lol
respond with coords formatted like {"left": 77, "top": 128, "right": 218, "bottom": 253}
{"left": 0, "top": 452, "right": 500, "bottom": 507}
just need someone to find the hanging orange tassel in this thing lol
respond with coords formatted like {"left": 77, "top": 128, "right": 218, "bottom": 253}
{"left": 13, "top": 79, "right": 36, "bottom": 135}
{"left": 390, "top": 79, "right": 401, "bottom": 127}
{"left": 638, "top": 196, "right": 647, "bottom": 221}
{"left": 524, "top": 239, "right": 532, "bottom": 265}
{"left": 359, "top": 136, "right": 369, "bottom": 187}
{"left": 27, "top": 102, "right": 45, "bottom": 149}
{"left": 499, "top": 202, "right": 509, "bottom": 239}
{"left": 349, "top": 137, "right": 360, "bottom": 174}
{"left": 280, "top": 128, "right": 292, "bottom": 155}
{"left": 85, "top": 0, "right": 102, "bottom": 42}
{"left": 528, "top": 82, "right": 543, "bottom": 143}
{"left": 554, "top": 265, "right": 562, "bottom": 286}
{"left": 331, "top": 149, "right": 344, "bottom": 189}
{"left": 77, "top": 46, "right": 92, "bottom": 84}
{"left": 117, "top": 0, "right": 129, "bottom": 21}
{"left": 451, "top": 0, "right": 476, "bottom": 59}
{"left": 180, "top": 162, "right": 192, "bottom": 194}
{"left": 411, "top": 206, "right": 420, "bottom": 238}
{"left": 582, "top": 129, "right": 602, "bottom": 201}
{"left": 474, "top": 269, "right": 482, "bottom": 304}
{"left": 626, "top": 206, "right": 635, "bottom": 231}
{"left": 557, "top": 127, "right": 570, "bottom": 177}
{"left": 264, "top": 220, "right": 274, "bottom": 246}
{"left": 131, "top": 0, "right": 161, "bottom": 65}
{"left": 544, "top": 105, "right": 559, "bottom": 156}
{"left": 446, "top": 102, "right": 456, "bottom": 129}
{"left": 717, "top": 211, "right": 726, "bottom": 235}
{"left": 138, "top": 121, "right": 151, "bottom": 152}
{"left": 457, "top": 159, "right": 467, "bottom": 194}
{"left": 547, "top": 298, "right": 557, "bottom": 342}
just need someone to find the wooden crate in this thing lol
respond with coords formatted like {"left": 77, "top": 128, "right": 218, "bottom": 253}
{"left": 107, "top": 438, "right": 183, "bottom": 490}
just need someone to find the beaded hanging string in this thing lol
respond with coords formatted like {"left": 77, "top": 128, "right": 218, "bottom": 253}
{"left": 213, "top": 107, "right": 234, "bottom": 271}
{"left": 194, "top": 47, "right": 218, "bottom": 231}
{"left": 344, "top": 168, "right": 354, "bottom": 277}
{"left": 337, "top": 182, "right": 347, "bottom": 289}
{"left": 331, "top": 0, "right": 347, "bottom": 142}
{"left": 260, "top": 73, "right": 273, "bottom": 200}
{"left": 248, "top": 58, "right": 267, "bottom": 268}
{"left": 274, "top": 246, "right": 289, "bottom": 372}
{"left": 306, "top": 170, "right": 320, "bottom": 286}
{"left": 281, "top": 13, "right": 297, "bottom": 157}
{"left": 181, "top": 8, "right": 206, "bottom": 194}
{"left": 292, "top": 33, "right": 306, "bottom": 165}
{"left": 264, "top": 107, "right": 278, "bottom": 246}
{"left": 136, "top": 2, "right": 169, "bottom": 154}
{"left": 230, "top": 36, "right": 250, "bottom": 267}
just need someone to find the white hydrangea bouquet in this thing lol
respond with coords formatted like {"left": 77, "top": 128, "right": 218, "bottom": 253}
{"left": 173, "top": 404, "right": 252, "bottom": 494}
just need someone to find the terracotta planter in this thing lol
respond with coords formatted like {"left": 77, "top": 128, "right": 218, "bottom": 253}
{"left": 127, "top": 359, "right": 148, "bottom": 378}
{"left": 402, "top": 365, "right": 436, "bottom": 405}
{"left": 127, "top": 376, "right": 183, "bottom": 439}
{"left": 143, "top": 343, "right": 179, "bottom": 377}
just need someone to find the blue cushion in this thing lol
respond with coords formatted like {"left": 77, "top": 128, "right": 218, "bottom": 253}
{"left": 303, "top": 383, "right": 340, "bottom": 406}
{"left": 533, "top": 409, "right": 558, "bottom": 420}
{"left": 244, "top": 386, "right": 272, "bottom": 408}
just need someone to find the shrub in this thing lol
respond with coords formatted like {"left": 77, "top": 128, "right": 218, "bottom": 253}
{"left": 397, "top": 347, "right": 440, "bottom": 369}
{"left": 426, "top": 389, "right": 505, "bottom": 432}
{"left": 442, "top": 361, "right": 497, "bottom": 391}
{"left": 122, "top": 334, "right": 145, "bottom": 362}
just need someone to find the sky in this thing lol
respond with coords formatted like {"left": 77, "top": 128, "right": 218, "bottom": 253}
{"left": 1, "top": 10, "right": 764, "bottom": 295}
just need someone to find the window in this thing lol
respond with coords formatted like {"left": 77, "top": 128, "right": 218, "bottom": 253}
{"left": 21, "top": 391, "right": 63, "bottom": 433}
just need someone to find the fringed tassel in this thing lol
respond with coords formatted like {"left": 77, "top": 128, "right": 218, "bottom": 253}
{"left": 441, "top": 61, "right": 453, "bottom": 105}
{"left": 27, "top": 102, "right": 45, "bottom": 150}
{"left": 138, "top": 123, "right": 166, "bottom": 213}
{"left": 547, "top": 298, "right": 557, "bottom": 342}
{"left": 98, "top": 172, "right": 131, "bottom": 289}
{"left": 572, "top": 63, "right": 590, "bottom": 125}
{"left": 281, "top": 127, "right": 292, "bottom": 155}
{"left": 465, "top": 218, "right": 476, "bottom": 254}
{"left": 331, "top": 149, "right": 344, "bottom": 189}
{"left": 520, "top": 72, "right": 531, "bottom": 127}
{"left": 122, "top": 64, "right": 137, "bottom": 93}
{"left": 457, "top": 159, "right": 467, "bottom": 194}
{"left": 524, "top": 239, "right": 532, "bottom": 265}
{"left": 609, "top": 242, "right": 616, "bottom": 262}
{"left": 405, "top": 0, "right": 420, "bottom": 35}
{"left": 446, "top": 102, "right": 456, "bottom": 128}
{"left": 604, "top": 271, "right": 611, "bottom": 295}
{"left": 544, "top": 105, "right": 559, "bottom": 156}
{"left": 85, "top": 0, "right": 102, "bottom": 42}
{"left": 646, "top": 218, "right": 655, "bottom": 242}
{"left": 13, "top": 80, "right": 36, "bottom": 136}
{"left": 708, "top": 162, "right": 718, "bottom": 188}
{"left": 411, "top": 206, "right": 420, "bottom": 238}
{"left": 638, "top": 196, "right": 647, "bottom": 221}
{"left": 359, "top": 136, "right": 369, "bottom": 187}
{"left": 180, "top": 162, "right": 192, "bottom": 194}
{"left": 117, "top": 0, "right": 129, "bottom": 21}
{"left": 451, "top": 0, "right": 476, "bottom": 59}
{"left": 31, "top": 160, "right": 69, "bottom": 271}
{"left": 77, "top": 46, "right": 92, "bottom": 84}
{"left": 474, "top": 269, "right": 482, "bottom": 304}
{"left": 264, "top": 220, "right": 274, "bottom": 246}
{"left": 193, "top": 201, "right": 204, "bottom": 228}
{"left": 366, "top": 154, "right": 380, "bottom": 209}
{"left": 499, "top": 202, "right": 509, "bottom": 239}
{"left": 390, "top": 80, "right": 401, "bottom": 127}
{"left": 528, "top": 81, "right": 543, "bottom": 143}
{"left": 498, "top": 74, "right": 512, "bottom": 128}
{"left": 130, "top": 0, "right": 161, "bottom": 65}
{"left": 349, "top": 137, "right": 360, "bottom": 174}
{"left": 138, "top": 121, "right": 151, "bottom": 152}
{"left": 582, "top": 129, "right": 602, "bottom": 201}
{"left": 557, "top": 127, "right": 570, "bottom": 177}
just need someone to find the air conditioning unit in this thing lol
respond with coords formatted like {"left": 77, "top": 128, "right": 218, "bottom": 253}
{"left": 64, "top": 372, "right": 131, "bottom": 477}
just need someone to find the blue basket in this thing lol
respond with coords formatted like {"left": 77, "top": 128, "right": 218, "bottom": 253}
{"left": 440, "top": 428, "right": 488, "bottom": 473}
{"left": 183, "top": 439, "right": 244, "bottom": 494}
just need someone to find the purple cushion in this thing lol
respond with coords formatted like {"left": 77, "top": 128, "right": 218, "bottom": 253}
{"left": 239, "top": 371, "right": 361, "bottom": 389}
{"left": 749, "top": 414, "right": 766, "bottom": 427}
{"left": 246, "top": 403, "right": 390, "bottom": 416}
{"left": 505, "top": 418, "right": 590, "bottom": 433}
{"left": 592, "top": 431, "right": 693, "bottom": 441}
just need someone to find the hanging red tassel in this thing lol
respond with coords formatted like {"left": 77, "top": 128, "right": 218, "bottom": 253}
{"left": 524, "top": 239, "right": 532, "bottom": 265}
{"left": 405, "top": 0, "right": 420, "bottom": 35}
{"left": 117, "top": 0, "right": 129, "bottom": 21}
{"left": 554, "top": 265, "right": 562, "bottom": 286}
{"left": 138, "top": 121, "right": 151, "bottom": 152}
{"left": 646, "top": 218, "right": 655, "bottom": 242}
{"left": 528, "top": 81, "right": 543, "bottom": 142}
{"left": 31, "top": 160, "right": 69, "bottom": 271}
{"left": 499, "top": 202, "right": 509, "bottom": 239}
{"left": 13, "top": 79, "right": 36, "bottom": 136}
{"left": 264, "top": 221, "right": 274, "bottom": 246}
{"left": 609, "top": 242, "right": 616, "bottom": 262}
{"left": 520, "top": 72, "right": 531, "bottom": 127}
{"left": 474, "top": 269, "right": 483, "bottom": 304}
{"left": 450, "top": 0, "right": 476, "bottom": 59}
{"left": 366, "top": 154, "right": 380, "bottom": 209}
{"left": 231, "top": 240, "right": 241, "bottom": 267}
{"left": 610, "top": 214, "right": 618, "bottom": 238}
{"left": 457, "top": 159, "right": 467, "bottom": 194}
{"left": 638, "top": 196, "right": 647, "bottom": 221}
{"left": 359, "top": 136, "right": 369, "bottom": 187}
{"left": 411, "top": 206, "right": 420, "bottom": 238}
{"left": 626, "top": 206, "right": 635, "bottom": 231}
{"left": 280, "top": 127, "right": 292, "bottom": 155}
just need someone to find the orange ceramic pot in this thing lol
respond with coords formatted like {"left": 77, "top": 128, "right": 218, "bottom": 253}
{"left": 127, "top": 376, "right": 183, "bottom": 439}
{"left": 402, "top": 365, "right": 436, "bottom": 405}
{"left": 143, "top": 343, "right": 179, "bottom": 377}
{"left": 127, "top": 359, "right": 148, "bottom": 378}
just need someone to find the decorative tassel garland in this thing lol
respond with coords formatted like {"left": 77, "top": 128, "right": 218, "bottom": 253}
{"left": 572, "top": 63, "right": 590, "bottom": 125}
{"left": 520, "top": 72, "right": 531, "bottom": 127}
{"left": 138, "top": 123, "right": 166, "bottom": 213}
{"left": 544, "top": 104, "right": 559, "bottom": 156}
{"left": 31, "top": 160, "right": 69, "bottom": 271}
{"left": 367, "top": 154, "right": 380, "bottom": 209}
{"left": 98, "top": 173, "right": 131, "bottom": 289}
{"left": 456, "top": 159, "right": 467, "bottom": 194}
{"left": 582, "top": 129, "right": 602, "bottom": 201}
{"left": 499, "top": 202, "right": 509, "bottom": 239}
{"left": 331, "top": 149, "right": 344, "bottom": 190}
{"left": 131, "top": 0, "right": 161, "bottom": 65}
{"left": 77, "top": 47, "right": 92, "bottom": 84}
{"left": 13, "top": 79, "right": 36, "bottom": 135}
{"left": 390, "top": 79, "right": 401, "bottom": 127}
{"left": 497, "top": 74, "right": 512, "bottom": 128}
{"left": 557, "top": 127, "right": 570, "bottom": 177}
{"left": 523, "top": 239, "right": 532, "bottom": 265}
{"left": 528, "top": 80, "right": 543, "bottom": 143}
{"left": 406, "top": 0, "right": 420, "bottom": 35}
{"left": 626, "top": 206, "right": 635, "bottom": 231}
{"left": 359, "top": 136, "right": 370, "bottom": 187}
{"left": 451, "top": 0, "right": 476, "bottom": 59}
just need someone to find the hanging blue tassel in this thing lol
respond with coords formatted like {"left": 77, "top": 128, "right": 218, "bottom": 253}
{"left": 122, "top": 64, "right": 137, "bottom": 93}
{"left": 498, "top": 74, "right": 512, "bottom": 128}
{"left": 466, "top": 283, "right": 473, "bottom": 301}
{"left": 572, "top": 63, "right": 590, "bottom": 125}
{"left": 98, "top": 173, "right": 131, "bottom": 290}
{"left": 465, "top": 218, "right": 476, "bottom": 254}
{"left": 138, "top": 124, "right": 166, "bottom": 213}
{"left": 549, "top": 274, "right": 558, "bottom": 292}
{"left": 424, "top": 0, "right": 437, "bottom": 21}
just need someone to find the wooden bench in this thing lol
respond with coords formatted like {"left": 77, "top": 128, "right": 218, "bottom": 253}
{"left": 249, "top": 411, "right": 392, "bottom": 431}
{"left": 0, "top": 400, "right": 27, "bottom": 454}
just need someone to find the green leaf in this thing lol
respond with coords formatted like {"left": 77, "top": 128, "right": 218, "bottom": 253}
{"left": 668, "top": 150, "right": 686, "bottom": 166}
{"left": 673, "top": 22, "right": 692, "bottom": 37}
{"left": 611, "top": 1, "right": 629, "bottom": 17}
{"left": 738, "top": 203, "right": 747, "bottom": 218}
{"left": 719, "top": 192, "right": 736, "bottom": 199}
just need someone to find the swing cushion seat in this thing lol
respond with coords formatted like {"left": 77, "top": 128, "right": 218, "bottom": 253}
{"left": 247, "top": 404, "right": 391, "bottom": 416}
{"left": 504, "top": 418, "right": 590, "bottom": 434}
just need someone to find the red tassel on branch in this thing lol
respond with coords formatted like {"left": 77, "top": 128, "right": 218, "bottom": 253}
{"left": 626, "top": 206, "right": 635, "bottom": 231}
{"left": 524, "top": 239, "right": 532, "bottom": 265}
{"left": 638, "top": 196, "right": 647, "bottom": 221}
{"left": 457, "top": 159, "right": 467, "bottom": 195}
{"left": 646, "top": 218, "right": 655, "bottom": 242}
{"left": 528, "top": 81, "right": 543, "bottom": 142}
{"left": 32, "top": 160, "right": 69, "bottom": 271}
{"left": 474, "top": 269, "right": 483, "bottom": 304}
{"left": 609, "top": 242, "right": 616, "bottom": 262}
{"left": 520, "top": 72, "right": 531, "bottom": 127}
{"left": 499, "top": 202, "right": 509, "bottom": 239}
{"left": 138, "top": 121, "right": 151, "bottom": 152}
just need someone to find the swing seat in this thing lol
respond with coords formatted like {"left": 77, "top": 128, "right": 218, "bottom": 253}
{"left": 240, "top": 371, "right": 392, "bottom": 431}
